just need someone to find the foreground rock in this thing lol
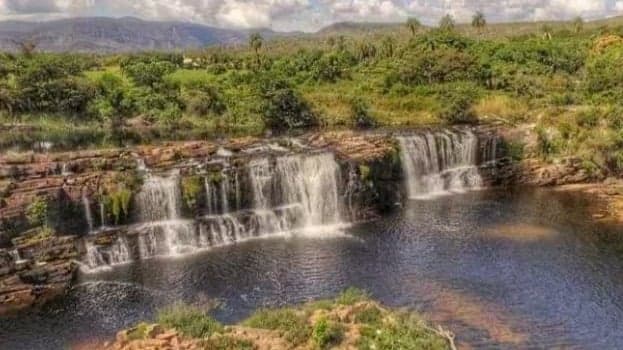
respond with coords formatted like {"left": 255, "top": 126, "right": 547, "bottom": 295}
{"left": 98, "top": 290, "right": 454, "bottom": 350}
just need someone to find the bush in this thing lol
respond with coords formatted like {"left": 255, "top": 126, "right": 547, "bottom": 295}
{"left": 396, "top": 48, "right": 478, "bottom": 86}
{"left": 350, "top": 98, "right": 377, "bottom": 129}
{"left": 182, "top": 82, "right": 226, "bottom": 116}
{"left": 263, "top": 88, "right": 317, "bottom": 130}
{"left": 181, "top": 176, "right": 203, "bottom": 211}
{"left": 26, "top": 196, "right": 48, "bottom": 228}
{"left": 436, "top": 83, "right": 480, "bottom": 124}
{"left": 358, "top": 313, "right": 449, "bottom": 350}
{"left": 242, "top": 308, "right": 311, "bottom": 345}
{"left": 312, "top": 317, "right": 343, "bottom": 349}
{"left": 536, "top": 126, "right": 559, "bottom": 159}
{"left": 504, "top": 140, "right": 526, "bottom": 162}
{"left": 156, "top": 303, "right": 222, "bottom": 339}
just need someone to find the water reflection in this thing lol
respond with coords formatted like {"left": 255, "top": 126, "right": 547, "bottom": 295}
{"left": 1, "top": 188, "right": 623, "bottom": 349}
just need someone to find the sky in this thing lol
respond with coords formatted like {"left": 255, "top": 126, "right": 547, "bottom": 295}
{"left": 0, "top": 0, "right": 623, "bottom": 32}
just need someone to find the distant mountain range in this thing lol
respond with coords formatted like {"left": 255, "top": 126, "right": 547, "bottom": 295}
{"left": 2, "top": 15, "right": 623, "bottom": 53}
{"left": 0, "top": 17, "right": 297, "bottom": 53}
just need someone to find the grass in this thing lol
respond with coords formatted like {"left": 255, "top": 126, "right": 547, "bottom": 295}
{"left": 139, "top": 290, "right": 452, "bottom": 350}
{"left": 242, "top": 307, "right": 312, "bottom": 345}
{"left": 358, "top": 312, "right": 450, "bottom": 350}
{"left": 156, "top": 302, "right": 223, "bottom": 339}
{"left": 312, "top": 317, "right": 344, "bottom": 349}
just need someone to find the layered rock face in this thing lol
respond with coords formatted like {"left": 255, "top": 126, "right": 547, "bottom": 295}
{"left": 0, "top": 132, "right": 403, "bottom": 312}
{"left": 1, "top": 126, "right": 602, "bottom": 314}
{"left": 0, "top": 234, "right": 78, "bottom": 314}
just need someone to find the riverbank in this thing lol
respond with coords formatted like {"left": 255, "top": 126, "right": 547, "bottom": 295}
{"left": 0, "top": 125, "right": 620, "bottom": 315}
{"left": 88, "top": 289, "right": 454, "bottom": 350}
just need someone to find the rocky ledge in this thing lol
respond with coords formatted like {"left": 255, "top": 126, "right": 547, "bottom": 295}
{"left": 0, "top": 232, "right": 78, "bottom": 314}
{"left": 93, "top": 290, "right": 454, "bottom": 350}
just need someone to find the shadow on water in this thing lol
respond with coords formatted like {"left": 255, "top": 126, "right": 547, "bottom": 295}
{"left": 2, "top": 188, "right": 623, "bottom": 349}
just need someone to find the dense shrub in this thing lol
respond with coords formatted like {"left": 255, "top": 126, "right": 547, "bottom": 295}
{"left": 181, "top": 81, "right": 226, "bottom": 116}
{"left": 436, "top": 83, "right": 480, "bottom": 124}
{"left": 395, "top": 48, "right": 478, "bottom": 86}
{"left": 312, "top": 318, "right": 344, "bottom": 349}
{"left": 263, "top": 87, "right": 317, "bottom": 130}
{"left": 350, "top": 98, "right": 377, "bottom": 128}
{"left": 156, "top": 303, "right": 222, "bottom": 339}
{"left": 585, "top": 41, "right": 623, "bottom": 99}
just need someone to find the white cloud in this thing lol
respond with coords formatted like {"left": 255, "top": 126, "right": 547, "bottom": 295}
{"left": 0, "top": 0, "right": 622, "bottom": 31}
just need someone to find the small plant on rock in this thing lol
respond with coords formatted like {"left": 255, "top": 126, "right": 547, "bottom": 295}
{"left": 312, "top": 317, "right": 344, "bottom": 349}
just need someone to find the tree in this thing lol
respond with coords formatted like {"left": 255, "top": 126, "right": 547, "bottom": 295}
{"left": 439, "top": 14, "right": 456, "bottom": 32}
{"left": 263, "top": 87, "right": 317, "bottom": 130}
{"left": 472, "top": 11, "right": 487, "bottom": 33}
{"left": 406, "top": 17, "right": 421, "bottom": 36}
{"left": 249, "top": 32, "right": 263, "bottom": 66}
{"left": 572, "top": 16, "right": 584, "bottom": 34}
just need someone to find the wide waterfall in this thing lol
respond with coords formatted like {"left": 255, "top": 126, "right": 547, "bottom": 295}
{"left": 82, "top": 152, "right": 345, "bottom": 271}
{"left": 398, "top": 130, "right": 484, "bottom": 199}
{"left": 199, "top": 152, "right": 344, "bottom": 246}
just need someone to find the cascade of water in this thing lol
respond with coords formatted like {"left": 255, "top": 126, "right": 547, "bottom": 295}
{"left": 275, "top": 153, "right": 341, "bottom": 230}
{"left": 137, "top": 174, "right": 182, "bottom": 222}
{"left": 84, "top": 152, "right": 346, "bottom": 271}
{"left": 83, "top": 237, "right": 131, "bottom": 270}
{"left": 61, "top": 163, "right": 71, "bottom": 176}
{"left": 82, "top": 191, "right": 94, "bottom": 233}
{"left": 8, "top": 249, "right": 21, "bottom": 262}
{"left": 249, "top": 158, "right": 273, "bottom": 209}
{"left": 135, "top": 172, "right": 197, "bottom": 257}
{"left": 99, "top": 202, "right": 106, "bottom": 228}
{"left": 398, "top": 130, "right": 483, "bottom": 199}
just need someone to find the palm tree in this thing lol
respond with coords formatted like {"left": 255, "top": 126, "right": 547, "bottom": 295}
{"left": 472, "top": 11, "right": 486, "bottom": 34}
{"left": 572, "top": 16, "right": 584, "bottom": 34}
{"left": 249, "top": 32, "right": 263, "bottom": 66}
{"left": 406, "top": 17, "right": 421, "bottom": 36}
{"left": 439, "top": 14, "right": 455, "bottom": 32}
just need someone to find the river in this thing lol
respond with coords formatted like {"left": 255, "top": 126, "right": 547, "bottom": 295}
{"left": 2, "top": 188, "right": 623, "bottom": 349}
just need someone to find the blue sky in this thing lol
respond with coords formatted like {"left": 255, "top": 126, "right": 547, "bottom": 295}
{"left": 1, "top": 0, "right": 623, "bottom": 31}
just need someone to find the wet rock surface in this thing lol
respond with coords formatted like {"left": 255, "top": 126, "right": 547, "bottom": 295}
{"left": 0, "top": 234, "right": 78, "bottom": 314}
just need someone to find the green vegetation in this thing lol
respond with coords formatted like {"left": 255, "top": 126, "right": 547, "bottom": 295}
{"left": 136, "top": 289, "right": 450, "bottom": 349}
{"left": 181, "top": 175, "right": 203, "bottom": 211}
{"left": 242, "top": 307, "right": 311, "bottom": 345}
{"left": 2, "top": 14, "right": 623, "bottom": 172}
{"left": 156, "top": 302, "right": 223, "bottom": 338}
{"left": 312, "top": 317, "right": 344, "bottom": 349}
{"left": 25, "top": 196, "right": 48, "bottom": 228}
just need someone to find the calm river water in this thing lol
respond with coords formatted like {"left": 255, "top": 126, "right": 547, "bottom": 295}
{"left": 2, "top": 188, "right": 623, "bottom": 349}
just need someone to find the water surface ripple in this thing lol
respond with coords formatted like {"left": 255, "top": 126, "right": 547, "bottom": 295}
{"left": 1, "top": 188, "right": 623, "bottom": 349}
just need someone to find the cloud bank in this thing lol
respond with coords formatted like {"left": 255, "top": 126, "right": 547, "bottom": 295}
{"left": 0, "top": 0, "right": 622, "bottom": 31}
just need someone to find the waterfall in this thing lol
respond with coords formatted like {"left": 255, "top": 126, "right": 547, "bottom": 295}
{"left": 83, "top": 237, "right": 131, "bottom": 271}
{"left": 99, "top": 202, "right": 106, "bottom": 229}
{"left": 83, "top": 152, "right": 346, "bottom": 271}
{"left": 275, "top": 154, "right": 341, "bottom": 230}
{"left": 82, "top": 191, "right": 94, "bottom": 233}
{"left": 398, "top": 130, "right": 483, "bottom": 199}
{"left": 136, "top": 174, "right": 182, "bottom": 222}
{"left": 196, "top": 152, "right": 345, "bottom": 248}
{"left": 135, "top": 172, "right": 198, "bottom": 257}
